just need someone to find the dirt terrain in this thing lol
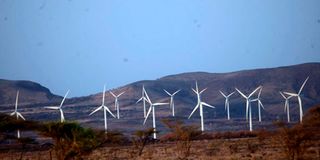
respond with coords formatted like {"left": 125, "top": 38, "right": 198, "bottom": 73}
{"left": 1, "top": 135, "right": 319, "bottom": 160}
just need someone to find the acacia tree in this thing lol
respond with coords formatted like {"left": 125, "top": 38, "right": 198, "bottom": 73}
{"left": 131, "top": 128, "right": 155, "bottom": 157}
{"left": 273, "top": 105, "right": 320, "bottom": 160}
{"left": 162, "top": 119, "right": 201, "bottom": 160}
{"left": 40, "top": 122, "right": 103, "bottom": 160}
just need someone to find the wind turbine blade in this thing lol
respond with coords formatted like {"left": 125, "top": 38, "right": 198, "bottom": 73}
{"left": 10, "top": 112, "right": 15, "bottom": 116}
{"left": 259, "top": 101, "right": 265, "bottom": 109}
{"left": 235, "top": 88, "right": 247, "bottom": 98}
{"left": 105, "top": 106, "right": 116, "bottom": 118}
{"left": 163, "top": 89, "right": 171, "bottom": 96}
{"left": 188, "top": 104, "right": 199, "bottom": 119}
{"left": 17, "top": 112, "right": 25, "bottom": 120}
{"left": 44, "top": 106, "right": 60, "bottom": 110}
{"left": 228, "top": 91, "right": 235, "bottom": 97}
{"left": 118, "top": 91, "right": 125, "bottom": 97}
{"left": 143, "top": 106, "right": 152, "bottom": 125}
{"left": 251, "top": 98, "right": 259, "bottom": 102}
{"left": 144, "top": 89, "right": 151, "bottom": 103}
{"left": 136, "top": 97, "right": 143, "bottom": 104}
{"left": 219, "top": 90, "right": 227, "bottom": 98}
{"left": 249, "top": 86, "right": 261, "bottom": 97}
{"left": 15, "top": 90, "right": 19, "bottom": 111}
{"left": 195, "top": 81, "right": 199, "bottom": 92}
{"left": 109, "top": 91, "right": 116, "bottom": 98}
{"left": 153, "top": 103, "right": 169, "bottom": 106}
{"left": 298, "top": 77, "right": 309, "bottom": 95}
{"left": 283, "top": 92, "right": 298, "bottom": 97}
{"left": 192, "top": 88, "right": 197, "bottom": 94}
{"left": 173, "top": 89, "right": 181, "bottom": 96}
{"left": 279, "top": 92, "right": 286, "bottom": 99}
{"left": 202, "top": 102, "right": 215, "bottom": 109}
{"left": 102, "top": 85, "right": 106, "bottom": 105}
{"left": 258, "top": 87, "right": 263, "bottom": 98}
{"left": 200, "top": 88, "right": 207, "bottom": 94}
{"left": 89, "top": 106, "right": 103, "bottom": 116}
{"left": 60, "top": 90, "right": 70, "bottom": 107}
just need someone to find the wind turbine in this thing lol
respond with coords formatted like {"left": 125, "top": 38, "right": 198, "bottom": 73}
{"left": 235, "top": 86, "right": 261, "bottom": 132}
{"left": 163, "top": 89, "right": 181, "bottom": 117}
{"left": 143, "top": 88, "right": 168, "bottom": 139}
{"left": 280, "top": 92, "right": 293, "bottom": 123}
{"left": 110, "top": 91, "right": 125, "bottom": 119}
{"left": 188, "top": 81, "right": 215, "bottom": 132}
{"left": 136, "top": 85, "right": 148, "bottom": 118}
{"left": 10, "top": 90, "right": 25, "bottom": 138}
{"left": 254, "top": 87, "right": 264, "bottom": 122}
{"left": 44, "top": 90, "right": 69, "bottom": 123}
{"left": 283, "top": 77, "right": 309, "bottom": 123}
{"left": 219, "top": 90, "right": 235, "bottom": 120}
{"left": 89, "top": 85, "right": 115, "bottom": 133}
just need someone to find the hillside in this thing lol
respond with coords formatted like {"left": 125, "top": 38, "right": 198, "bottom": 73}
{"left": 0, "top": 63, "right": 319, "bottom": 133}
{"left": 0, "top": 79, "right": 62, "bottom": 106}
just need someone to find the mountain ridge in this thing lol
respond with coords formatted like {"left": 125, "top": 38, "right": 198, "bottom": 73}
{"left": 0, "top": 62, "right": 319, "bottom": 132}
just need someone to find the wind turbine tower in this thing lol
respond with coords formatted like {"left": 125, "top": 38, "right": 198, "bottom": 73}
{"left": 235, "top": 86, "right": 261, "bottom": 132}
{"left": 219, "top": 90, "right": 235, "bottom": 120}
{"left": 89, "top": 85, "right": 115, "bottom": 133}
{"left": 143, "top": 88, "right": 168, "bottom": 139}
{"left": 110, "top": 91, "right": 125, "bottom": 119}
{"left": 137, "top": 85, "right": 148, "bottom": 118}
{"left": 284, "top": 77, "right": 309, "bottom": 123}
{"left": 188, "top": 81, "right": 215, "bottom": 132}
{"left": 10, "top": 91, "right": 26, "bottom": 138}
{"left": 255, "top": 87, "right": 264, "bottom": 122}
{"left": 280, "top": 92, "right": 293, "bottom": 123}
{"left": 164, "top": 89, "right": 181, "bottom": 117}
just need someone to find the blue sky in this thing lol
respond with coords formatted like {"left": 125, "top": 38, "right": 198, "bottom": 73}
{"left": 0, "top": 0, "right": 319, "bottom": 97}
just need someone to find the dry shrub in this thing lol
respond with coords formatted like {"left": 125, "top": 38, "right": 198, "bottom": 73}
{"left": 273, "top": 121, "right": 312, "bottom": 160}
{"left": 130, "top": 128, "right": 155, "bottom": 157}
{"left": 273, "top": 105, "right": 320, "bottom": 160}
{"left": 162, "top": 119, "right": 201, "bottom": 160}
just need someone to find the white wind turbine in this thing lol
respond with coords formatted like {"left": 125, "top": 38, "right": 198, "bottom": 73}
{"left": 10, "top": 91, "right": 25, "bottom": 138}
{"left": 254, "top": 87, "right": 264, "bottom": 122}
{"left": 188, "top": 81, "right": 215, "bottom": 132}
{"left": 235, "top": 86, "right": 261, "bottom": 132}
{"left": 110, "top": 91, "right": 125, "bottom": 119}
{"left": 283, "top": 77, "right": 309, "bottom": 123}
{"left": 44, "top": 90, "right": 69, "bottom": 123}
{"left": 143, "top": 88, "right": 168, "bottom": 139}
{"left": 219, "top": 90, "right": 235, "bottom": 120}
{"left": 280, "top": 92, "right": 293, "bottom": 123}
{"left": 89, "top": 85, "right": 115, "bottom": 133}
{"left": 163, "top": 89, "right": 181, "bottom": 117}
{"left": 136, "top": 85, "right": 148, "bottom": 118}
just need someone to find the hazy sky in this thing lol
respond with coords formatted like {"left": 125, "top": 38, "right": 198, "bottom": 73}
{"left": 0, "top": 0, "right": 319, "bottom": 97}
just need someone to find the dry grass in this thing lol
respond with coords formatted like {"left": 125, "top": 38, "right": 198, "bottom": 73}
{"left": 1, "top": 136, "right": 319, "bottom": 160}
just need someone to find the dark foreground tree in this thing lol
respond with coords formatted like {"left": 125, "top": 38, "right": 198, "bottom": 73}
{"left": 40, "top": 122, "right": 104, "bottom": 160}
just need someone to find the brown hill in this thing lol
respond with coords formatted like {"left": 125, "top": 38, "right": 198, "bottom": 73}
{"left": 0, "top": 63, "right": 319, "bottom": 132}
{"left": 0, "top": 79, "right": 61, "bottom": 106}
